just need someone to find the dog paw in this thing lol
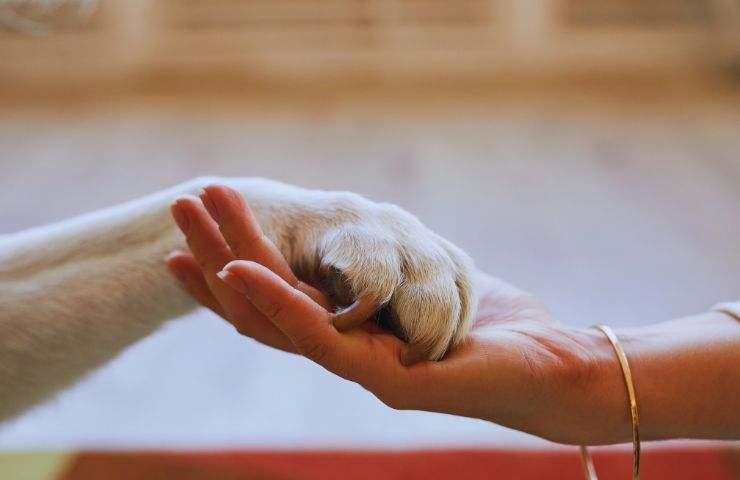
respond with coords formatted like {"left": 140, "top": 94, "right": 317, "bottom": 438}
{"left": 288, "top": 194, "right": 477, "bottom": 361}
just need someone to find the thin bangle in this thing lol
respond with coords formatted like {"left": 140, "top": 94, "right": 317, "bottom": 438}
{"left": 580, "top": 324, "right": 641, "bottom": 480}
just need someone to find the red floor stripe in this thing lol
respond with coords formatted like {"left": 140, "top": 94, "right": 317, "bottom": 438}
{"left": 59, "top": 447, "right": 740, "bottom": 480}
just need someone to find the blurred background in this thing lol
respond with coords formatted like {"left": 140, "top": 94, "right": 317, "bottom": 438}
{"left": 1, "top": 0, "right": 739, "bottom": 464}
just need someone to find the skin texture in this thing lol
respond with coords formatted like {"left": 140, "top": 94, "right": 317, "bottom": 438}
{"left": 169, "top": 185, "right": 740, "bottom": 445}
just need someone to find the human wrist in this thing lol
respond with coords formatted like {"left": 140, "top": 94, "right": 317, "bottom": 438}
{"left": 524, "top": 326, "right": 634, "bottom": 445}
{"left": 497, "top": 307, "right": 738, "bottom": 445}
{"left": 578, "top": 321, "right": 697, "bottom": 445}
{"left": 571, "top": 321, "right": 685, "bottom": 445}
{"left": 568, "top": 326, "right": 637, "bottom": 445}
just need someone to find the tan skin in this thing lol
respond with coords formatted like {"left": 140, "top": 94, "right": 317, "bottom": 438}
{"left": 168, "top": 185, "right": 740, "bottom": 445}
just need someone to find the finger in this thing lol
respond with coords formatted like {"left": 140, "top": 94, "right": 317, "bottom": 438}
{"left": 171, "top": 198, "right": 294, "bottom": 350}
{"left": 170, "top": 196, "right": 243, "bottom": 317}
{"left": 199, "top": 185, "right": 334, "bottom": 312}
{"left": 221, "top": 261, "right": 419, "bottom": 400}
{"left": 220, "top": 260, "right": 360, "bottom": 369}
{"left": 166, "top": 251, "right": 227, "bottom": 318}
{"left": 171, "top": 196, "right": 234, "bottom": 276}
{"left": 199, "top": 185, "right": 298, "bottom": 286}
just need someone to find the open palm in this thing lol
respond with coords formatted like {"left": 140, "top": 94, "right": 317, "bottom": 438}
{"left": 168, "top": 185, "right": 618, "bottom": 445}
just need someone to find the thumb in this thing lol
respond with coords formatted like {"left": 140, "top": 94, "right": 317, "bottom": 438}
{"left": 219, "top": 260, "right": 341, "bottom": 365}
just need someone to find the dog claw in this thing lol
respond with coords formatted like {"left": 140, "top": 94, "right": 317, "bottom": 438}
{"left": 400, "top": 342, "right": 430, "bottom": 366}
{"left": 332, "top": 296, "right": 380, "bottom": 332}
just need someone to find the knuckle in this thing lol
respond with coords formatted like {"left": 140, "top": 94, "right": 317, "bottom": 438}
{"left": 217, "top": 203, "right": 245, "bottom": 228}
{"left": 195, "top": 246, "right": 231, "bottom": 271}
{"left": 222, "top": 222, "right": 263, "bottom": 253}
{"left": 262, "top": 288, "right": 309, "bottom": 325}
{"left": 263, "top": 297, "right": 286, "bottom": 322}
{"left": 296, "top": 334, "right": 330, "bottom": 363}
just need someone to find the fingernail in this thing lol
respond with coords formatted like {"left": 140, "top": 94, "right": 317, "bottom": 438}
{"left": 165, "top": 250, "right": 183, "bottom": 262}
{"left": 217, "top": 270, "right": 248, "bottom": 295}
{"left": 171, "top": 201, "right": 190, "bottom": 233}
{"left": 199, "top": 188, "right": 220, "bottom": 222}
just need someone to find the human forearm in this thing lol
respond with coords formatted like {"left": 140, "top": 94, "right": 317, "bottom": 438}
{"left": 584, "top": 310, "right": 740, "bottom": 444}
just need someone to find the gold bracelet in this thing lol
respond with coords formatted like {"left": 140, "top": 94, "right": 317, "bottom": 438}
{"left": 580, "top": 324, "right": 641, "bottom": 480}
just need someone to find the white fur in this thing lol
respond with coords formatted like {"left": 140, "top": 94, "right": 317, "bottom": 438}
{"left": 0, "top": 177, "right": 476, "bottom": 421}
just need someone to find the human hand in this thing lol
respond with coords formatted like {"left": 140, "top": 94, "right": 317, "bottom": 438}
{"left": 168, "top": 181, "right": 476, "bottom": 360}
{"left": 168, "top": 185, "right": 627, "bottom": 445}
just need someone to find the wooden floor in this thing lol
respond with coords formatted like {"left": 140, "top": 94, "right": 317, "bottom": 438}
{"left": 0, "top": 84, "right": 738, "bottom": 449}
